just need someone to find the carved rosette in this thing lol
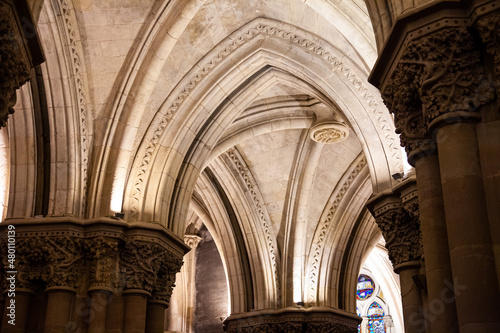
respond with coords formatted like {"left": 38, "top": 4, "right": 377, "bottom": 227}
{"left": 310, "top": 122, "right": 349, "bottom": 144}
{"left": 16, "top": 236, "right": 85, "bottom": 289}
{"left": 120, "top": 239, "right": 184, "bottom": 305}
{"left": 374, "top": 205, "right": 423, "bottom": 267}
{"left": 85, "top": 237, "right": 119, "bottom": 289}
{"left": 0, "top": 2, "right": 31, "bottom": 127}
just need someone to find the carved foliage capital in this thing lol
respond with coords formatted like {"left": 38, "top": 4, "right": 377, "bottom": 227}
{"left": 85, "top": 236, "right": 119, "bottom": 288}
{"left": 120, "top": 240, "right": 183, "bottom": 304}
{"left": 475, "top": 11, "right": 500, "bottom": 86}
{"left": 383, "top": 26, "right": 496, "bottom": 156}
{"left": 0, "top": 2, "right": 31, "bottom": 127}
{"left": 375, "top": 203, "right": 423, "bottom": 267}
{"left": 16, "top": 236, "right": 85, "bottom": 289}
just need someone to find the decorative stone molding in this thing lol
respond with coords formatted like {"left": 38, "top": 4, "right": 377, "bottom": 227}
{"left": 223, "top": 308, "right": 360, "bottom": 333}
{"left": 310, "top": 122, "right": 349, "bottom": 144}
{"left": 129, "top": 17, "right": 401, "bottom": 220}
{"left": 308, "top": 154, "right": 367, "bottom": 304}
{"left": 226, "top": 147, "right": 282, "bottom": 306}
{"left": 152, "top": 258, "right": 182, "bottom": 305}
{"left": 382, "top": 26, "right": 494, "bottom": 161}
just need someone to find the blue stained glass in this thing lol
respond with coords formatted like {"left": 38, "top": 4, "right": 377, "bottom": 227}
{"left": 357, "top": 274, "right": 375, "bottom": 300}
{"left": 368, "top": 302, "right": 385, "bottom": 333}
{"left": 357, "top": 307, "right": 362, "bottom": 333}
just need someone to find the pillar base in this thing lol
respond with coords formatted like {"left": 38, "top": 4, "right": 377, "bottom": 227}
{"left": 222, "top": 307, "right": 360, "bottom": 332}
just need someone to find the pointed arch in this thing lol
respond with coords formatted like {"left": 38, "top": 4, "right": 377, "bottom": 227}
{"left": 121, "top": 18, "right": 401, "bottom": 235}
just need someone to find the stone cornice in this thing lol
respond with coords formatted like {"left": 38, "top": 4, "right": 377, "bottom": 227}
{"left": 0, "top": 217, "right": 191, "bottom": 256}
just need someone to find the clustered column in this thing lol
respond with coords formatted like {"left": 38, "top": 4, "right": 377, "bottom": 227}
{"left": 368, "top": 179, "right": 425, "bottom": 333}
{"left": 370, "top": 2, "right": 500, "bottom": 332}
{"left": 0, "top": 219, "right": 189, "bottom": 333}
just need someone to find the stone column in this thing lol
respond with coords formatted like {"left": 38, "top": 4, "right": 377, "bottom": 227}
{"left": 122, "top": 289, "right": 150, "bottom": 333}
{"left": 44, "top": 286, "right": 76, "bottom": 332}
{"left": 372, "top": 7, "right": 500, "bottom": 331}
{"left": 368, "top": 188, "right": 424, "bottom": 333}
{"left": 413, "top": 154, "right": 457, "bottom": 332}
{"left": 474, "top": 12, "right": 500, "bottom": 288}
{"left": 120, "top": 239, "right": 184, "bottom": 333}
{"left": 146, "top": 300, "right": 169, "bottom": 333}
{"left": 435, "top": 120, "right": 499, "bottom": 332}
{"left": 1, "top": 287, "right": 33, "bottom": 333}
{"left": 406, "top": 26, "right": 499, "bottom": 333}
{"left": 86, "top": 237, "right": 119, "bottom": 333}
{"left": 166, "top": 233, "right": 201, "bottom": 332}
{"left": 87, "top": 289, "right": 112, "bottom": 333}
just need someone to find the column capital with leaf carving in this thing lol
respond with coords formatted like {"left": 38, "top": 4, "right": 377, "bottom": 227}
{"left": 0, "top": 0, "right": 44, "bottom": 127}
{"left": 370, "top": 0, "right": 499, "bottom": 165}
{"left": 367, "top": 178, "right": 423, "bottom": 271}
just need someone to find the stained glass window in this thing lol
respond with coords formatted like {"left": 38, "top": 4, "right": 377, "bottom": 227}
{"left": 367, "top": 302, "right": 385, "bottom": 333}
{"left": 357, "top": 307, "right": 362, "bottom": 333}
{"left": 356, "top": 274, "right": 375, "bottom": 300}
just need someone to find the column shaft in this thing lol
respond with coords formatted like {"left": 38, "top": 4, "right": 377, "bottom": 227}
{"left": 87, "top": 290, "right": 111, "bottom": 333}
{"left": 146, "top": 301, "right": 168, "bottom": 333}
{"left": 44, "top": 288, "right": 75, "bottom": 333}
{"left": 395, "top": 262, "right": 423, "bottom": 333}
{"left": 437, "top": 122, "right": 500, "bottom": 332}
{"left": 123, "top": 290, "right": 150, "bottom": 333}
{"left": 415, "top": 154, "right": 458, "bottom": 332}
{"left": 2, "top": 290, "right": 32, "bottom": 333}
{"left": 477, "top": 120, "right": 500, "bottom": 288}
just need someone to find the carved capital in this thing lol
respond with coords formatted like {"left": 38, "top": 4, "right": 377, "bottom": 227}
{"left": 119, "top": 239, "right": 184, "bottom": 305}
{"left": 397, "top": 27, "right": 493, "bottom": 122}
{"left": 151, "top": 252, "right": 183, "bottom": 305}
{"left": 382, "top": 26, "right": 496, "bottom": 161}
{"left": 475, "top": 11, "right": 500, "bottom": 88}
{"left": 374, "top": 202, "right": 423, "bottom": 267}
{"left": 307, "top": 322, "right": 357, "bottom": 333}
{"left": 0, "top": 2, "right": 32, "bottom": 127}
{"left": 184, "top": 234, "right": 202, "bottom": 249}
{"left": 223, "top": 309, "right": 360, "bottom": 333}
{"left": 16, "top": 236, "right": 85, "bottom": 289}
{"left": 85, "top": 237, "right": 119, "bottom": 289}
